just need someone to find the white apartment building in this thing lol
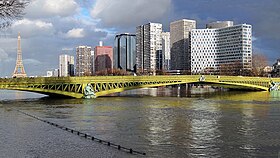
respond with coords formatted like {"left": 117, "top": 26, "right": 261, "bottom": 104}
{"left": 76, "top": 46, "right": 93, "bottom": 76}
{"left": 136, "top": 23, "right": 162, "bottom": 72}
{"left": 59, "top": 54, "right": 74, "bottom": 77}
{"left": 190, "top": 21, "right": 252, "bottom": 74}
{"left": 162, "top": 32, "right": 171, "bottom": 70}
{"left": 190, "top": 29, "right": 217, "bottom": 74}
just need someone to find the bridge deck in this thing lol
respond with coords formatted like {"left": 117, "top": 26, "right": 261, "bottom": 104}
{"left": 1, "top": 75, "right": 279, "bottom": 98}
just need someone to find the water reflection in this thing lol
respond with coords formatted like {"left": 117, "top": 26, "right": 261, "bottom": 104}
{"left": 1, "top": 88, "right": 280, "bottom": 157}
{"left": 143, "top": 97, "right": 193, "bottom": 157}
{"left": 239, "top": 107, "right": 257, "bottom": 157}
{"left": 0, "top": 90, "right": 46, "bottom": 101}
{"left": 270, "top": 91, "right": 280, "bottom": 101}
{"left": 147, "top": 107, "right": 173, "bottom": 146}
{"left": 189, "top": 100, "right": 221, "bottom": 158}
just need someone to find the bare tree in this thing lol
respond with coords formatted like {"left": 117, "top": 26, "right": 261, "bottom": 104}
{"left": 219, "top": 62, "right": 243, "bottom": 76}
{"left": 0, "top": 0, "right": 29, "bottom": 29}
{"left": 252, "top": 53, "right": 268, "bottom": 76}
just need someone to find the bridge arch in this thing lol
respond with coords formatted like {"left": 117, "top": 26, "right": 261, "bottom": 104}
{"left": 0, "top": 75, "right": 277, "bottom": 98}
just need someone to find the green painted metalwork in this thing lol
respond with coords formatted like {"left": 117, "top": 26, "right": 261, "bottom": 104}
{"left": 1, "top": 75, "right": 280, "bottom": 98}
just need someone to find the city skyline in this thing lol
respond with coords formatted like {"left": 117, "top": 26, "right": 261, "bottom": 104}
{"left": 0, "top": 0, "right": 280, "bottom": 77}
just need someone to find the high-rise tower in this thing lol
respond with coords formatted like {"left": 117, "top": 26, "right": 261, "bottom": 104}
{"left": 136, "top": 22, "right": 162, "bottom": 72}
{"left": 170, "top": 19, "right": 196, "bottom": 71}
{"left": 162, "top": 32, "right": 171, "bottom": 70}
{"left": 76, "top": 46, "right": 93, "bottom": 76}
{"left": 59, "top": 54, "right": 75, "bottom": 77}
{"left": 113, "top": 33, "right": 136, "bottom": 72}
{"left": 12, "top": 32, "right": 27, "bottom": 78}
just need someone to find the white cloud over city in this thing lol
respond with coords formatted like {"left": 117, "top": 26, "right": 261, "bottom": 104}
{"left": 91, "top": 0, "right": 172, "bottom": 28}
{"left": 65, "top": 28, "right": 86, "bottom": 38}
{"left": 25, "top": 0, "right": 79, "bottom": 18}
{"left": 12, "top": 19, "right": 55, "bottom": 37}
{"left": 0, "top": 48, "right": 8, "bottom": 62}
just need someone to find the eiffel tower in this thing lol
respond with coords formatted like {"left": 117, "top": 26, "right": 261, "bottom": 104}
{"left": 12, "top": 32, "right": 27, "bottom": 78}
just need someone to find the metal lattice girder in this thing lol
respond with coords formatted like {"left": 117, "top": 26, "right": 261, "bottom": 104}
{"left": 1, "top": 75, "right": 280, "bottom": 98}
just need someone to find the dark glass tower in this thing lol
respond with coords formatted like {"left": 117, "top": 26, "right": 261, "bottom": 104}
{"left": 114, "top": 33, "right": 136, "bottom": 72}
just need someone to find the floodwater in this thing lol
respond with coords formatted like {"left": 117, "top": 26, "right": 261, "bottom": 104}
{"left": 1, "top": 87, "right": 280, "bottom": 158}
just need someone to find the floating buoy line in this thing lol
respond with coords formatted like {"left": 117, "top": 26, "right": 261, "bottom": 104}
{"left": 11, "top": 108, "right": 146, "bottom": 156}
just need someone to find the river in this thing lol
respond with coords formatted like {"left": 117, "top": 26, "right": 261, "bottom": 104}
{"left": 1, "top": 87, "right": 280, "bottom": 158}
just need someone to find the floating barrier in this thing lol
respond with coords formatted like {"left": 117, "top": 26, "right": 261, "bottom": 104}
{"left": 12, "top": 108, "right": 146, "bottom": 156}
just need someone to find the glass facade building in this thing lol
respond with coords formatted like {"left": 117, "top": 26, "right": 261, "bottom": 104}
{"left": 114, "top": 33, "right": 136, "bottom": 72}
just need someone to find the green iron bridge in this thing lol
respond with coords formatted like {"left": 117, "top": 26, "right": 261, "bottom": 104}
{"left": 0, "top": 75, "right": 279, "bottom": 98}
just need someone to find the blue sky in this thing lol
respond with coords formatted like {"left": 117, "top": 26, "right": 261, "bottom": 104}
{"left": 0, "top": 0, "right": 279, "bottom": 77}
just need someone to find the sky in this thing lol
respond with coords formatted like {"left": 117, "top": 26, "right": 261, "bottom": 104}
{"left": 0, "top": 0, "right": 280, "bottom": 77}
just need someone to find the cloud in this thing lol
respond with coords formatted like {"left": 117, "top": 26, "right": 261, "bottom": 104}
{"left": 23, "top": 59, "right": 42, "bottom": 65}
{"left": 12, "top": 19, "right": 55, "bottom": 37}
{"left": 1, "top": 0, "right": 279, "bottom": 77}
{"left": 65, "top": 28, "right": 85, "bottom": 38}
{"left": 252, "top": 36, "right": 258, "bottom": 42}
{"left": 0, "top": 48, "right": 8, "bottom": 61}
{"left": 26, "top": 0, "right": 79, "bottom": 18}
{"left": 245, "top": 1, "right": 280, "bottom": 40}
{"left": 91, "top": 0, "right": 172, "bottom": 28}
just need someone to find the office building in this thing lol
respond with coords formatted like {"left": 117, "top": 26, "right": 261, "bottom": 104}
{"left": 162, "top": 32, "right": 171, "bottom": 70}
{"left": 136, "top": 22, "right": 163, "bottom": 72}
{"left": 170, "top": 19, "right": 196, "bottom": 71}
{"left": 190, "top": 21, "right": 252, "bottom": 74}
{"left": 114, "top": 33, "right": 136, "bottom": 72}
{"left": 190, "top": 28, "right": 217, "bottom": 74}
{"left": 53, "top": 69, "right": 59, "bottom": 77}
{"left": 46, "top": 69, "right": 59, "bottom": 77}
{"left": 76, "top": 46, "right": 93, "bottom": 76}
{"left": 94, "top": 45, "right": 113, "bottom": 73}
{"left": 59, "top": 54, "right": 74, "bottom": 77}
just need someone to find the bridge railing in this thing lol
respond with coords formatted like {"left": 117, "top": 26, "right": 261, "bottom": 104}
{"left": 1, "top": 75, "right": 280, "bottom": 92}
{"left": 0, "top": 75, "right": 277, "bottom": 84}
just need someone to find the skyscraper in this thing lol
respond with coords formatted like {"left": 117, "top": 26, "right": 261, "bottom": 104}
{"left": 76, "top": 46, "right": 93, "bottom": 76}
{"left": 94, "top": 45, "right": 113, "bottom": 73}
{"left": 59, "top": 54, "right": 74, "bottom": 77}
{"left": 162, "top": 32, "right": 171, "bottom": 70}
{"left": 114, "top": 33, "right": 136, "bottom": 72}
{"left": 190, "top": 21, "right": 252, "bottom": 74}
{"left": 136, "top": 22, "right": 162, "bottom": 73}
{"left": 170, "top": 19, "right": 196, "bottom": 71}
